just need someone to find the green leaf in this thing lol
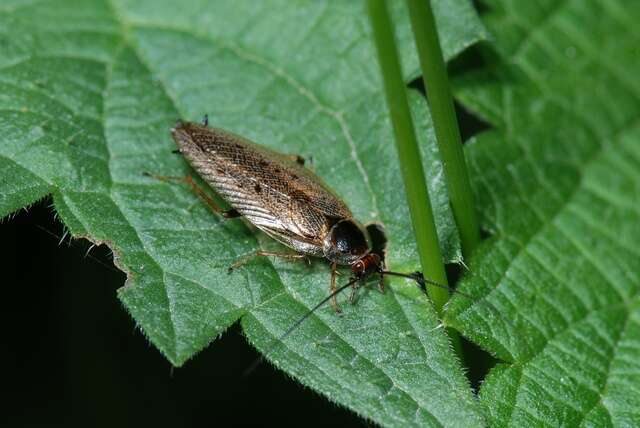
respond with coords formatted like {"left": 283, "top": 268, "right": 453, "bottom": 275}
{"left": 445, "top": 0, "right": 640, "bottom": 426}
{"left": 0, "top": 1, "right": 487, "bottom": 426}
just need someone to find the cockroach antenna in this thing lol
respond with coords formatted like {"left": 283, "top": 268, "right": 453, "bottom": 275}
{"left": 242, "top": 271, "right": 458, "bottom": 377}
{"left": 386, "top": 269, "right": 517, "bottom": 328}
{"left": 242, "top": 268, "right": 515, "bottom": 376}
{"left": 243, "top": 275, "right": 361, "bottom": 377}
{"left": 380, "top": 270, "right": 473, "bottom": 300}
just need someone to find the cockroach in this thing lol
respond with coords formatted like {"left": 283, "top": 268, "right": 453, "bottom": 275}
{"left": 151, "top": 115, "right": 452, "bottom": 316}
{"left": 145, "top": 115, "right": 472, "bottom": 374}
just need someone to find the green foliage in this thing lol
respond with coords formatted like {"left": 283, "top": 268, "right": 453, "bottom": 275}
{"left": 445, "top": 0, "right": 640, "bottom": 426}
{"left": 0, "top": 0, "right": 486, "bottom": 426}
{"left": 3, "top": 0, "right": 639, "bottom": 426}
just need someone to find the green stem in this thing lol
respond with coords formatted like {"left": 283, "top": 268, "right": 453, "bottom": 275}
{"left": 406, "top": 0, "right": 481, "bottom": 257}
{"left": 367, "top": 0, "right": 449, "bottom": 316}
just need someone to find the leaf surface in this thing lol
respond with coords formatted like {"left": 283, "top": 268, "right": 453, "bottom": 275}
{"left": 0, "top": 1, "right": 486, "bottom": 426}
{"left": 445, "top": 1, "right": 640, "bottom": 426}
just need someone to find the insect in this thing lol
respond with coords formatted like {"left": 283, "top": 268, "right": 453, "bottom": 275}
{"left": 150, "top": 115, "right": 439, "bottom": 313}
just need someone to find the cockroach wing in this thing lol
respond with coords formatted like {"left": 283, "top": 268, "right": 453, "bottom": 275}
{"left": 172, "top": 122, "right": 353, "bottom": 256}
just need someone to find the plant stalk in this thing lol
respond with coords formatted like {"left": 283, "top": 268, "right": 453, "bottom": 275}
{"left": 406, "top": 0, "right": 480, "bottom": 257}
{"left": 367, "top": 0, "right": 449, "bottom": 316}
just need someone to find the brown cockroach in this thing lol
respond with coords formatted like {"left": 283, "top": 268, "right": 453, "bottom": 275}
{"left": 146, "top": 116, "right": 509, "bottom": 373}
{"left": 150, "top": 115, "right": 452, "bottom": 314}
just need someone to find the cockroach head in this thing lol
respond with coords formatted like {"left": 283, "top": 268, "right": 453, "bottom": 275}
{"left": 351, "top": 252, "right": 382, "bottom": 279}
{"left": 323, "top": 219, "right": 370, "bottom": 265}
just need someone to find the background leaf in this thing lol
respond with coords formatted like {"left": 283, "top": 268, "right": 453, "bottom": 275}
{"left": 446, "top": 0, "right": 640, "bottom": 426}
{"left": 0, "top": 1, "right": 487, "bottom": 426}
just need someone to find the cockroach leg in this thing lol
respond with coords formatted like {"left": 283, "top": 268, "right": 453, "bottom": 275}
{"left": 348, "top": 280, "right": 361, "bottom": 305}
{"left": 227, "top": 250, "right": 308, "bottom": 274}
{"left": 329, "top": 262, "right": 342, "bottom": 314}
{"left": 143, "top": 173, "right": 240, "bottom": 219}
{"left": 377, "top": 274, "right": 385, "bottom": 294}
